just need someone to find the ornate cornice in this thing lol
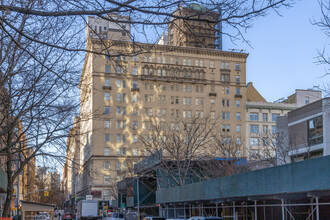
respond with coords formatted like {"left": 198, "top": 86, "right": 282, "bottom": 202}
{"left": 91, "top": 39, "right": 249, "bottom": 59}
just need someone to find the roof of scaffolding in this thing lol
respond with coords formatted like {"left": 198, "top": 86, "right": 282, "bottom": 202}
{"left": 156, "top": 155, "right": 330, "bottom": 203}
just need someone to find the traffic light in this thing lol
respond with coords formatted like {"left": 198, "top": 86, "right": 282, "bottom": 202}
{"left": 44, "top": 191, "right": 49, "bottom": 196}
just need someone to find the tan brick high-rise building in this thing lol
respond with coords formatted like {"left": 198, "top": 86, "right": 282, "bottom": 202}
{"left": 71, "top": 8, "right": 248, "bottom": 202}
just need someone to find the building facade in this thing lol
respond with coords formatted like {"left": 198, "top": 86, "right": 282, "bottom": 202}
{"left": 72, "top": 9, "right": 248, "bottom": 201}
{"left": 246, "top": 84, "right": 322, "bottom": 161}
{"left": 277, "top": 98, "right": 330, "bottom": 164}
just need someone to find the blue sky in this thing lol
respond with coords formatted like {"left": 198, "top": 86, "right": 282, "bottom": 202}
{"left": 223, "top": 1, "right": 329, "bottom": 102}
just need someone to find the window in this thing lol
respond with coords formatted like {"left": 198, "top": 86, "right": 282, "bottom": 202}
{"left": 236, "top": 88, "right": 240, "bottom": 95}
{"left": 221, "top": 62, "right": 229, "bottom": 69}
{"left": 183, "top": 59, "right": 187, "bottom": 65}
{"left": 105, "top": 51, "right": 110, "bottom": 60}
{"left": 117, "top": 93, "right": 121, "bottom": 101}
{"left": 222, "top": 124, "right": 230, "bottom": 132}
{"left": 133, "top": 67, "right": 138, "bottom": 75}
{"left": 105, "top": 79, "right": 110, "bottom": 87}
{"left": 133, "top": 148, "right": 138, "bottom": 156}
{"left": 105, "top": 106, "right": 110, "bottom": 114}
{"left": 235, "top": 63, "right": 240, "bottom": 71}
{"left": 116, "top": 66, "right": 121, "bottom": 74}
{"left": 221, "top": 74, "right": 230, "bottom": 82}
{"left": 200, "top": 60, "right": 204, "bottom": 67}
{"left": 116, "top": 162, "right": 121, "bottom": 170}
{"left": 105, "top": 65, "right": 110, "bottom": 73}
{"left": 133, "top": 135, "right": 138, "bottom": 143}
{"left": 117, "top": 120, "right": 122, "bottom": 129}
{"left": 105, "top": 133, "right": 110, "bottom": 142}
{"left": 117, "top": 80, "right": 121, "bottom": 88}
{"left": 272, "top": 126, "right": 276, "bottom": 134}
{"left": 105, "top": 93, "right": 110, "bottom": 101}
{"left": 144, "top": 95, "right": 154, "bottom": 103}
{"left": 122, "top": 80, "right": 126, "bottom": 88}
{"left": 236, "top": 75, "right": 240, "bottom": 83}
{"left": 222, "top": 99, "right": 229, "bottom": 107}
{"left": 272, "top": 113, "right": 280, "bottom": 122}
{"left": 132, "top": 121, "right": 138, "bottom": 129}
{"left": 262, "top": 113, "right": 268, "bottom": 122}
{"left": 132, "top": 107, "right": 138, "bottom": 116}
{"left": 210, "top": 98, "right": 215, "bottom": 105}
{"left": 104, "top": 161, "right": 110, "bottom": 170}
{"left": 104, "top": 189, "right": 110, "bottom": 197}
{"left": 104, "top": 175, "right": 110, "bottom": 184}
{"left": 133, "top": 55, "right": 138, "bottom": 62}
{"left": 210, "top": 61, "right": 215, "bottom": 68}
{"left": 122, "top": 148, "right": 127, "bottom": 156}
{"left": 225, "top": 87, "right": 230, "bottom": 94}
{"left": 104, "top": 120, "right": 110, "bottom": 128}
{"left": 250, "top": 113, "right": 258, "bottom": 121}
{"left": 236, "top": 100, "right": 240, "bottom": 107}
{"left": 236, "top": 125, "right": 241, "bottom": 133}
{"left": 117, "top": 134, "right": 121, "bottom": 143}
{"left": 263, "top": 125, "right": 268, "bottom": 133}
{"left": 308, "top": 116, "right": 323, "bottom": 146}
{"left": 236, "top": 137, "right": 241, "bottom": 145}
{"left": 132, "top": 94, "right": 138, "bottom": 103}
{"left": 195, "top": 60, "right": 199, "bottom": 66}
{"left": 250, "top": 137, "right": 259, "bottom": 146}
{"left": 104, "top": 147, "right": 110, "bottom": 156}
{"left": 250, "top": 125, "right": 259, "bottom": 133}
{"left": 132, "top": 81, "right": 138, "bottom": 88}
{"left": 305, "top": 96, "right": 310, "bottom": 104}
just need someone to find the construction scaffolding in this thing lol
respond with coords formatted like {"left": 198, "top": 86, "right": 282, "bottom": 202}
{"left": 160, "top": 195, "right": 330, "bottom": 220}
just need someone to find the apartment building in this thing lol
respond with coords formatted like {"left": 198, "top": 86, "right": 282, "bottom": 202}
{"left": 63, "top": 116, "right": 81, "bottom": 206}
{"left": 73, "top": 6, "right": 248, "bottom": 201}
{"left": 168, "top": 4, "right": 220, "bottom": 48}
{"left": 277, "top": 98, "right": 330, "bottom": 164}
{"left": 246, "top": 83, "right": 322, "bottom": 160}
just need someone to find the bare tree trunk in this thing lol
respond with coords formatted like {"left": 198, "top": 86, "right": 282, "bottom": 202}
{"left": 3, "top": 154, "right": 13, "bottom": 217}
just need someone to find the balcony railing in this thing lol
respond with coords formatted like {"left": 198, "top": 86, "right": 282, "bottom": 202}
{"left": 131, "top": 88, "right": 140, "bottom": 92}
{"left": 103, "top": 86, "right": 112, "bottom": 90}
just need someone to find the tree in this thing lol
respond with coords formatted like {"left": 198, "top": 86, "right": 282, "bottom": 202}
{"left": 313, "top": 0, "right": 330, "bottom": 75}
{"left": 0, "top": 1, "right": 81, "bottom": 216}
{"left": 136, "top": 115, "right": 248, "bottom": 188}
{"left": 0, "top": 0, "right": 293, "bottom": 216}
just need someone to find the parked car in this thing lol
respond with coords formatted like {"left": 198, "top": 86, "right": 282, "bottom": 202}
{"left": 106, "top": 212, "right": 125, "bottom": 220}
{"left": 143, "top": 216, "right": 166, "bottom": 220}
{"left": 63, "top": 212, "right": 73, "bottom": 220}
{"left": 125, "top": 212, "right": 138, "bottom": 220}
{"left": 188, "top": 217, "right": 223, "bottom": 220}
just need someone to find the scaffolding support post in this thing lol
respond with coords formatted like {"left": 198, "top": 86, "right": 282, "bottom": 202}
{"left": 316, "top": 197, "right": 319, "bottom": 220}
{"left": 281, "top": 199, "right": 285, "bottom": 220}
{"left": 216, "top": 203, "right": 218, "bottom": 217}
{"left": 184, "top": 203, "right": 186, "bottom": 219}
{"left": 310, "top": 198, "right": 314, "bottom": 220}
{"left": 166, "top": 205, "right": 169, "bottom": 218}
{"left": 201, "top": 204, "right": 203, "bottom": 216}
{"left": 189, "top": 204, "right": 191, "bottom": 218}
{"left": 233, "top": 201, "right": 236, "bottom": 220}
{"left": 254, "top": 200, "right": 257, "bottom": 220}
{"left": 263, "top": 201, "right": 266, "bottom": 220}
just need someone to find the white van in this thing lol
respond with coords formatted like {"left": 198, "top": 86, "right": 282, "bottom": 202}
{"left": 188, "top": 217, "right": 223, "bottom": 220}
